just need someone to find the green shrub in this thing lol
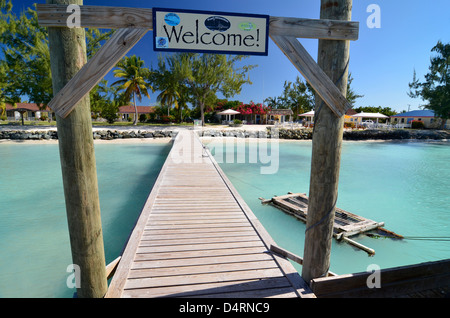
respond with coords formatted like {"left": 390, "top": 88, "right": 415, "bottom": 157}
{"left": 233, "top": 119, "right": 242, "bottom": 125}
{"left": 139, "top": 114, "right": 147, "bottom": 123}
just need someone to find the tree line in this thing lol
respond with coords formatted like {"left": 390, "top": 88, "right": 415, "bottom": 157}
{"left": 0, "top": 2, "right": 255, "bottom": 125}
{"left": 1, "top": 2, "right": 448, "bottom": 126}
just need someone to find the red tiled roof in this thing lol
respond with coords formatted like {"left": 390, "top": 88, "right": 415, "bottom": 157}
{"left": 118, "top": 106, "right": 156, "bottom": 114}
{"left": 5, "top": 103, "right": 51, "bottom": 112}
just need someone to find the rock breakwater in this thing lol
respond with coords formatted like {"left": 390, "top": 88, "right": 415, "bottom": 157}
{"left": 0, "top": 129, "right": 178, "bottom": 140}
{"left": 1, "top": 127, "right": 449, "bottom": 141}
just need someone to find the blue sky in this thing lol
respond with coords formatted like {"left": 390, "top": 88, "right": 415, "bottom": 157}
{"left": 10, "top": 0, "right": 450, "bottom": 112}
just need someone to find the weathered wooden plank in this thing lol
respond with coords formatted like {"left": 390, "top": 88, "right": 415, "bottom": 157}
{"left": 142, "top": 226, "right": 255, "bottom": 239}
{"left": 134, "top": 246, "right": 268, "bottom": 261}
{"left": 138, "top": 241, "right": 265, "bottom": 253}
{"left": 128, "top": 260, "right": 279, "bottom": 279}
{"left": 105, "top": 256, "right": 121, "bottom": 280}
{"left": 139, "top": 236, "right": 261, "bottom": 247}
{"left": 122, "top": 277, "right": 293, "bottom": 298}
{"left": 36, "top": 4, "right": 153, "bottom": 29}
{"left": 144, "top": 223, "right": 251, "bottom": 230}
{"left": 48, "top": 27, "right": 148, "bottom": 118}
{"left": 270, "top": 244, "right": 304, "bottom": 265}
{"left": 190, "top": 287, "right": 299, "bottom": 298}
{"left": 37, "top": 4, "right": 358, "bottom": 41}
{"left": 142, "top": 234, "right": 256, "bottom": 242}
{"left": 132, "top": 253, "right": 274, "bottom": 269}
{"left": 269, "top": 16, "right": 358, "bottom": 40}
{"left": 311, "top": 259, "right": 450, "bottom": 298}
{"left": 124, "top": 268, "right": 285, "bottom": 290}
{"left": 146, "top": 218, "right": 248, "bottom": 225}
{"left": 107, "top": 131, "right": 312, "bottom": 298}
{"left": 270, "top": 35, "right": 352, "bottom": 117}
{"left": 147, "top": 211, "right": 245, "bottom": 217}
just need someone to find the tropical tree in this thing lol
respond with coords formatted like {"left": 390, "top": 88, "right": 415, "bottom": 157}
{"left": 113, "top": 55, "right": 153, "bottom": 125}
{"left": 263, "top": 96, "right": 281, "bottom": 109}
{"left": 408, "top": 41, "right": 450, "bottom": 127}
{"left": 0, "top": 1, "right": 114, "bottom": 111}
{"left": 346, "top": 73, "right": 364, "bottom": 107}
{"left": 150, "top": 54, "right": 185, "bottom": 122}
{"left": 180, "top": 53, "right": 255, "bottom": 126}
{"left": 264, "top": 76, "right": 314, "bottom": 116}
{"left": 0, "top": 1, "right": 51, "bottom": 108}
{"left": 353, "top": 106, "right": 396, "bottom": 117}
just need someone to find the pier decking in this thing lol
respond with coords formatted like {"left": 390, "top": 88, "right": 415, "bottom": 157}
{"left": 106, "top": 130, "right": 314, "bottom": 298}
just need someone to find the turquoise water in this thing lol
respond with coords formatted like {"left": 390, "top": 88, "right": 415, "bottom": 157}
{"left": 0, "top": 141, "right": 171, "bottom": 297}
{"left": 1, "top": 139, "right": 449, "bottom": 297}
{"left": 213, "top": 139, "right": 450, "bottom": 276}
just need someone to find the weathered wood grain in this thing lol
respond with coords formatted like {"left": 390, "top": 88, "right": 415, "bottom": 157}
{"left": 48, "top": 27, "right": 148, "bottom": 118}
{"left": 37, "top": 4, "right": 153, "bottom": 29}
{"left": 37, "top": 4, "right": 358, "bottom": 41}
{"left": 270, "top": 16, "right": 358, "bottom": 40}
{"left": 105, "top": 130, "right": 315, "bottom": 298}
{"left": 46, "top": 0, "right": 107, "bottom": 298}
{"left": 270, "top": 35, "right": 351, "bottom": 117}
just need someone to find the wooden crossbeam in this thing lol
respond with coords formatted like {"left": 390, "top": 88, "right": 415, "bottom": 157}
{"left": 48, "top": 27, "right": 148, "bottom": 118}
{"left": 36, "top": 4, "right": 153, "bottom": 29}
{"left": 37, "top": 4, "right": 358, "bottom": 41}
{"left": 37, "top": 4, "right": 357, "bottom": 118}
{"left": 271, "top": 35, "right": 352, "bottom": 117}
{"left": 270, "top": 16, "right": 358, "bottom": 40}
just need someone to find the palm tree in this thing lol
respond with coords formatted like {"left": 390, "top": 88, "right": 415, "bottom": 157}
{"left": 112, "top": 55, "right": 152, "bottom": 125}
{"left": 150, "top": 54, "right": 186, "bottom": 122}
{"left": 156, "top": 71, "right": 180, "bottom": 118}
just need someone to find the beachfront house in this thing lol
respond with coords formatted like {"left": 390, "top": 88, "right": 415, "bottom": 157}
{"left": 344, "top": 108, "right": 358, "bottom": 126}
{"left": 390, "top": 109, "right": 450, "bottom": 129}
{"left": 4, "top": 103, "right": 53, "bottom": 122}
{"left": 267, "top": 109, "right": 293, "bottom": 124}
{"left": 118, "top": 105, "right": 156, "bottom": 122}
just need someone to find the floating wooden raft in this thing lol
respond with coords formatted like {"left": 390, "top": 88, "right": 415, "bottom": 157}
{"left": 260, "top": 192, "right": 403, "bottom": 255}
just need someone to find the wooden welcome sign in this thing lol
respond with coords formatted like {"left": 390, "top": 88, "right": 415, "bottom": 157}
{"left": 153, "top": 8, "right": 269, "bottom": 56}
{"left": 36, "top": 4, "right": 358, "bottom": 119}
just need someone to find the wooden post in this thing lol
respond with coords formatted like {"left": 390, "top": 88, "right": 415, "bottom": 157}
{"left": 47, "top": 0, "right": 107, "bottom": 298}
{"left": 302, "top": 0, "right": 352, "bottom": 284}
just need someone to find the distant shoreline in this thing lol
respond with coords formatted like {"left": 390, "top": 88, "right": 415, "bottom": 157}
{"left": 0, "top": 125, "right": 449, "bottom": 142}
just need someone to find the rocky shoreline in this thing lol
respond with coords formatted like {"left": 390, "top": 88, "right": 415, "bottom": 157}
{"left": 200, "top": 127, "right": 450, "bottom": 140}
{"left": 0, "top": 129, "right": 177, "bottom": 140}
{"left": 0, "top": 126, "right": 449, "bottom": 141}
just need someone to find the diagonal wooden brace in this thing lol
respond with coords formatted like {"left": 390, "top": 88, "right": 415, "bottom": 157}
{"left": 48, "top": 27, "right": 148, "bottom": 118}
{"left": 270, "top": 35, "right": 352, "bottom": 118}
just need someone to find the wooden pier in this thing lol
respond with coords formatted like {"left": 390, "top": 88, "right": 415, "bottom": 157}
{"left": 106, "top": 130, "right": 314, "bottom": 298}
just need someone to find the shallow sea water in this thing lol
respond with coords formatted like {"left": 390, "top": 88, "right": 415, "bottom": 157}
{"left": 212, "top": 139, "right": 450, "bottom": 276}
{"left": 0, "top": 141, "right": 171, "bottom": 297}
{"left": 0, "top": 138, "right": 449, "bottom": 297}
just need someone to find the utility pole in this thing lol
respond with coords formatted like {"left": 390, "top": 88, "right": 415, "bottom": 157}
{"left": 302, "top": 0, "right": 352, "bottom": 284}
{"left": 47, "top": 0, "right": 107, "bottom": 297}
